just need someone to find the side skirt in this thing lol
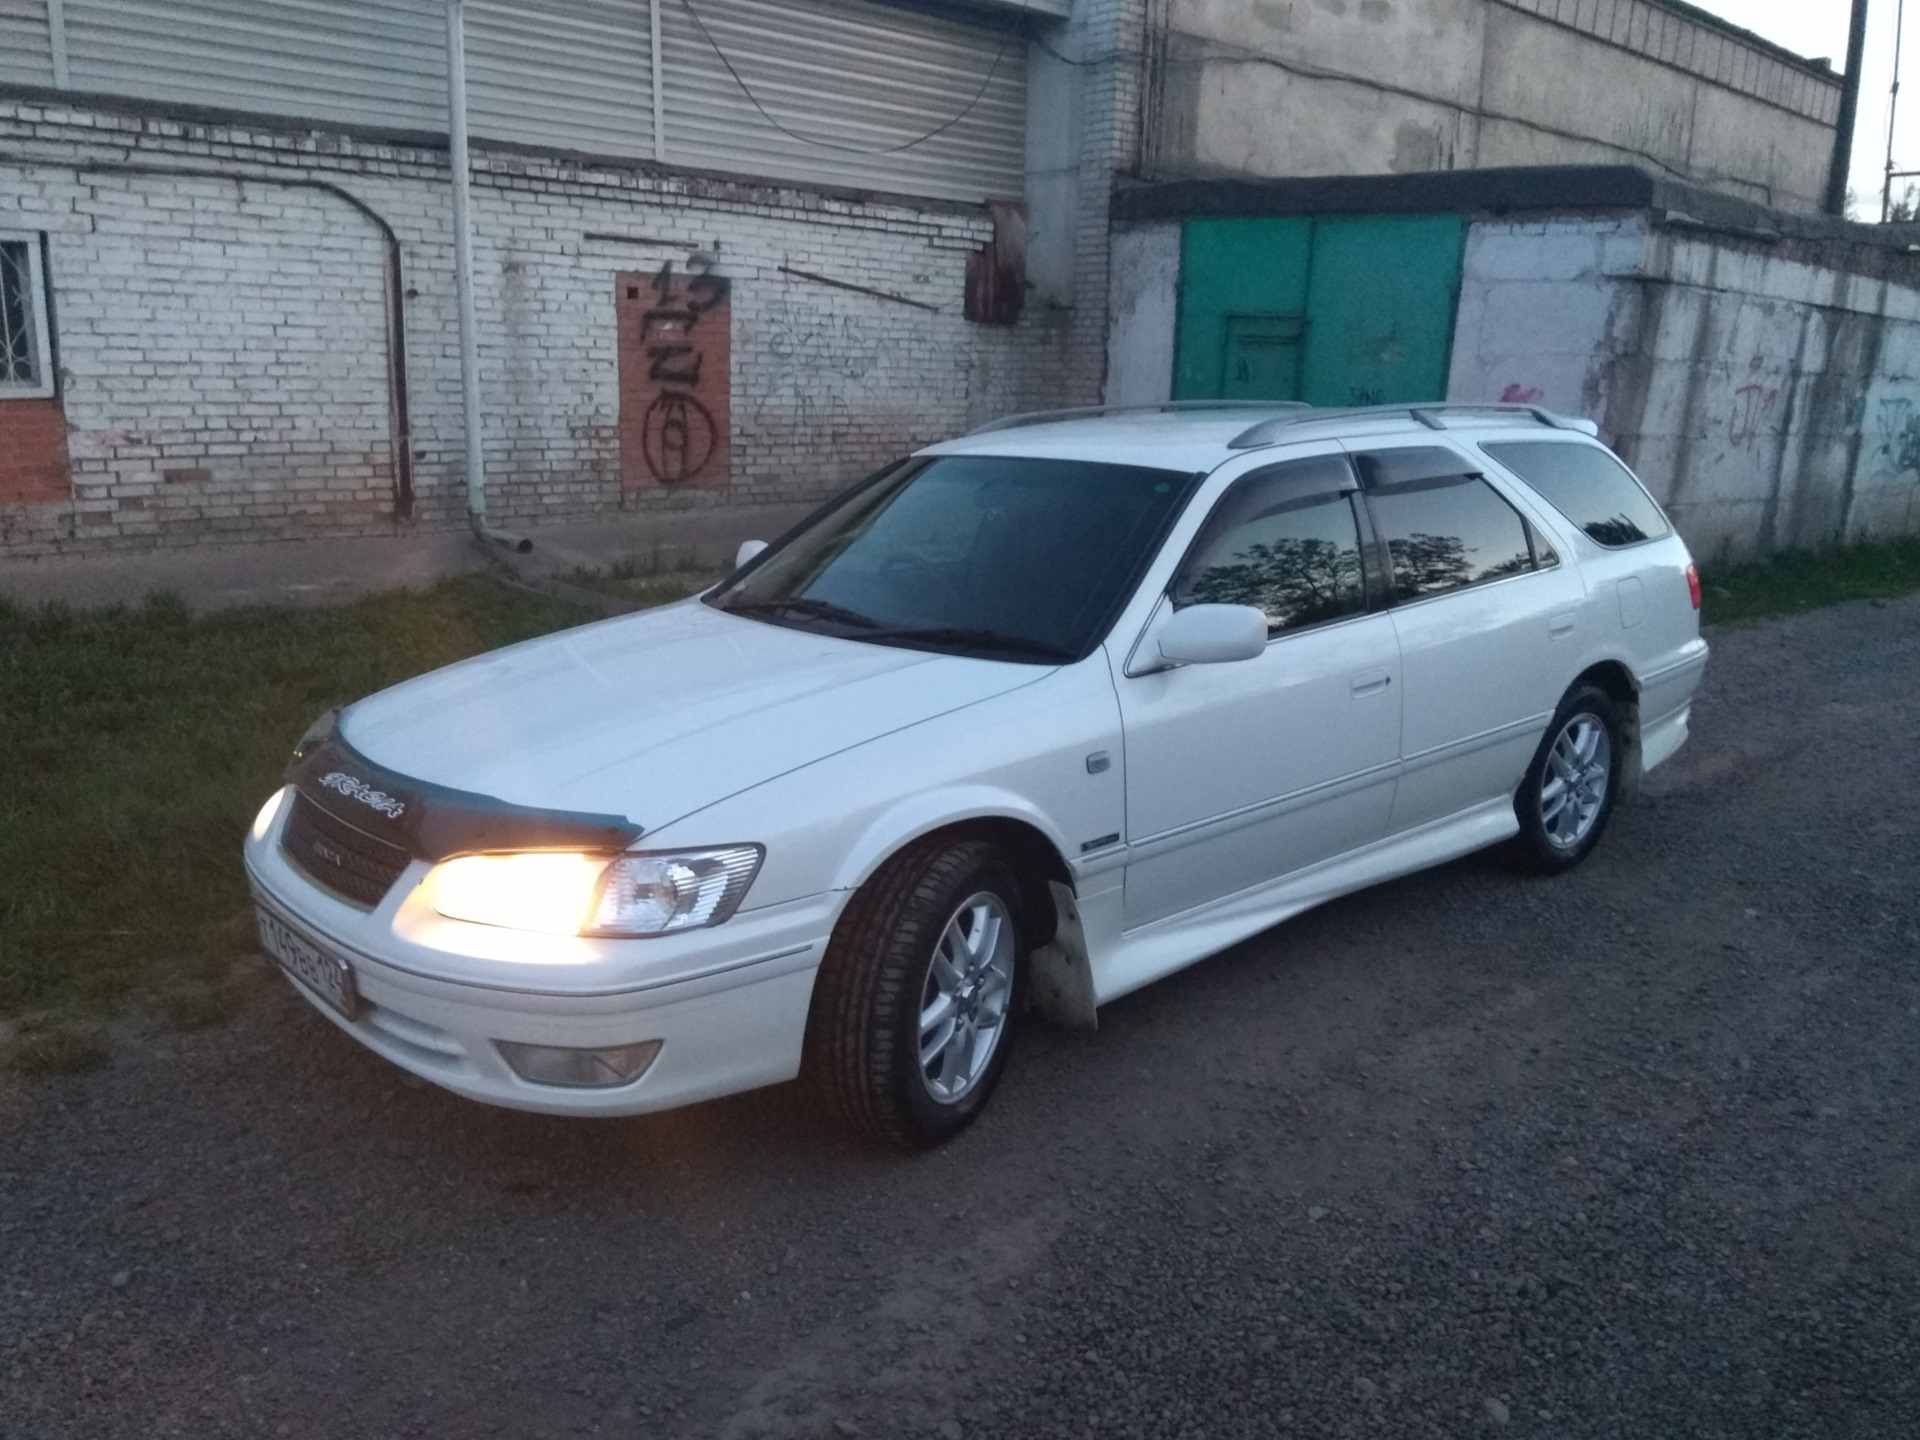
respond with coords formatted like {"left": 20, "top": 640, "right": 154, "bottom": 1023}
{"left": 1085, "top": 798, "right": 1521, "bottom": 1007}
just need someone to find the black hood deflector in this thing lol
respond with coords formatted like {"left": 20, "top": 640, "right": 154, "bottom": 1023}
{"left": 286, "top": 711, "right": 643, "bottom": 862}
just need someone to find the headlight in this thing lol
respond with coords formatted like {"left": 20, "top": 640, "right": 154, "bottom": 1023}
{"left": 421, "top": 845, "right": 762, "bottom": 938}
{"left": 584, "top": 846, "right": 763, "bottom": 938}
{"left": 422, "top": 853, "right": 611, "bottom": 935}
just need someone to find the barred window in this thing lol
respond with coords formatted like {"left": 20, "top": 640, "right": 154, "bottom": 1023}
{"left": 1, "top": 235, "right": 54, "bottom": 399}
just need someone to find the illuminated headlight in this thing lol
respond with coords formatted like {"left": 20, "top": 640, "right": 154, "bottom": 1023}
{"left": 584, "top": 846, "right": 763, "bottom": 938}
{"left": 421, "top": 853, "right": 610, "bottom": 935}
{"left": 421, "top": 845, "right": 762, "bottom": 938}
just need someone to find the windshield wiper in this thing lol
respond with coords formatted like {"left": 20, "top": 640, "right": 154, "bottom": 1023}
{"left": 858, "top": 626, "right": 1073, "bottom": 661}
{"left": 723, "top": 595, "right": 881, "bottom": 629}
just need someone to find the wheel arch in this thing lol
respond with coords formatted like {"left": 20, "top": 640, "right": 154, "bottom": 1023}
{"left": 827, "top": 802, "right": 1094, "bottom": 1029}
{"left": 1568, "top": 657, "right": 1643, "bottom": 803}
{"left": 1573, "top": 658, "right": 1639, "bottom": 706}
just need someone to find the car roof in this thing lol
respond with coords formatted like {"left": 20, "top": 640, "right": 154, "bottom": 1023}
{"left": 924, "top": 403, "right": 1602, "bottom": 473}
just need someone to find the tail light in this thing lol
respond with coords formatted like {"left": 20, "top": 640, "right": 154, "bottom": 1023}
{"left": 1685, "top": 563, "right": 1702, "bottom": 611}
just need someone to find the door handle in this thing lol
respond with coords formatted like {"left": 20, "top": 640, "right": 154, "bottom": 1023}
{"left": 1349, "top": 669, "right": 1393, "bottom": 698}
{"left": 1549, "top": 614, "right": 1576, "bottom": 639}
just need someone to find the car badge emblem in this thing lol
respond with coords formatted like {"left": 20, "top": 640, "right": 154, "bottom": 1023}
{"left": 317, "top": 771, "right": 407, "bottom": 819}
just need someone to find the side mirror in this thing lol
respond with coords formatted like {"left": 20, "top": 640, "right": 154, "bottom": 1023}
{"left": 1157, "top": 604, "right": 1269, "bottom": 665}
{"left": 734, "top": 539, "right": 768, "bottom": 570}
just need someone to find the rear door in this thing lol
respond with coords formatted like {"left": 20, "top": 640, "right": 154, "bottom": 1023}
{"left": 1114, "top": 449, "right": 1403, "bottom": 928}
{"left": 1348, "top": 441, "right": 1589, "bottom": 834}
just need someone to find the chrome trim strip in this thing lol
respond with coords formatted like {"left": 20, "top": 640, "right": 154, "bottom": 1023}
{"left": 1128, "top": 756, "right": 1401, "bottom": 854}
{"left": 1399, "top": 711, "right": 1550, "bottom": 773}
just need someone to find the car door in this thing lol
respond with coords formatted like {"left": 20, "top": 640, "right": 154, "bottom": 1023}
{"left": 1113, "top": 450, "right": 1403, "bottom": 929}
{"left": 1347, "top": 441, "right": 1589, "bottom": 834}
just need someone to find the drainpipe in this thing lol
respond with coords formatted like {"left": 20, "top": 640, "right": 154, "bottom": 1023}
{"left": 445, "top": 0, "right": 530, "bottom": 552}
{"left": 1826, "top": 0, "right": 1872, "bottom": 217}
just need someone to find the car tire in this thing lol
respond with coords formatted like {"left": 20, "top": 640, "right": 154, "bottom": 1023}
{"left": 803, "top": 836, "right": 1026, "bottom": 1149}
{"left": 1514, "top": 683, "right": 1625, "bottom": 874}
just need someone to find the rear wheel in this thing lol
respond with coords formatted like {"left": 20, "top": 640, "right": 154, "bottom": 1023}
{"left": 1514, "top": 683, "right": 1623, "bottom": 873}
{"left": 803, "top": 837, "right": 1026, "bottom": 1148}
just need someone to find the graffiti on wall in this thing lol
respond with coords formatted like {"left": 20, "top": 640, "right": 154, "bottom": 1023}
{"left": 617, "top": 259, "right": 731, "bottom": 489}
{"left": 1500, "top": 383, "right": 1546, "bottom": 405}
{"left": 1729, "top": 383, "right": 1781, "bottom": 451}
{"left": 1722, "top": 355, "right": 1783, "bottom": 455}
{"left": 1874, "top": 397, "right": 1920, "bottom": 476}
{"left": 754, "top": 300, "right": 884, "bottom": 427}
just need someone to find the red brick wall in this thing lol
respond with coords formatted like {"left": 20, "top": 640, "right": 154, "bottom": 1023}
{"left": 0, "top": 397, "right": 70, "bottom": 504}
{"left": 616, "top": 262, "right": 731, "bottom": 490}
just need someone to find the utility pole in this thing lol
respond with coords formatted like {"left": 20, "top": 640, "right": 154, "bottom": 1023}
{"left": 1827, "top": 0, "right": 1871, "bottom": 216}
{"left": 1887, "top": 0, "right": 1911, "bottom": 221}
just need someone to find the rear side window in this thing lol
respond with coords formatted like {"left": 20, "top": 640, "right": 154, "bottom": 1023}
{"left": 1173, "top": 453, "right": 1367, "bottom": 635}
{"left": 1482, "top": 440, "right": 1670, "bottom": 548}
{"left": 1355, "top": 447, "right": 1537, "bottom": 603}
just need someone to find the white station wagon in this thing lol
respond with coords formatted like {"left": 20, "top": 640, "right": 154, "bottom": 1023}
{"left": 244, "top": 403, "right": 1708, "bottom": 1147}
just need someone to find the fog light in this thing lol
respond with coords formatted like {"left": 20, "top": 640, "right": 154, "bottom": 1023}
{"left": 495, "top": 1039, "right": 662, "bottom": 1089}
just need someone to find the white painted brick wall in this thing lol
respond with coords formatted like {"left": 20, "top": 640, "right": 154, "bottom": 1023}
{"left": 0, "top": 99, "right": 1084, "bottom": 556}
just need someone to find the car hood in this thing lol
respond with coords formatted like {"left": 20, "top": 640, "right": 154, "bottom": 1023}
{"left": 339, "top": 599, "right": 1049, "bottom": 832}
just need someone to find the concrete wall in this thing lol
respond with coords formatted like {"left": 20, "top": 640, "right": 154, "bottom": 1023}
{"left": 1451, "top": 219, "right": 1920, "bottom": 561}
{"left": 1105, "top": 220, "right": 1179, "bottom": 406}
{"left": 1145, "top": 0, "right": 1840, "bottom": 214}
{"left": 0, "top": 98, "right": 1079, "bottom": 557}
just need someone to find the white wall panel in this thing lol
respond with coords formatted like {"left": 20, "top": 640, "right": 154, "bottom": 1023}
{"left": 467, "top": 0, "right": 654, "bottom": 158}
{"left": 37, "top": 0, "right": 1024, "bottom": 201}
{"left": 63, "top": 0, "right": 446, "bottom": 130}
{"left": 0, "top": 0, "right": 55, "bottom": 86}
{"left": 661, "top": 0, "right": 1026, "bottom": 201}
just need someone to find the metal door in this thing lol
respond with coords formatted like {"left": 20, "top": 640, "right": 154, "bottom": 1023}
{"left": 1220, "top": 314, "right": 1306, "bottom": 401}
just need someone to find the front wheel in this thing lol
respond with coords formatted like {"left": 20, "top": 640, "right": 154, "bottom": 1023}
{"left": 1514, "top": 684, "right": 1624, "bottom": 873}
{"left": 803, "top": 837, "right": 1026, "bottom": 1149}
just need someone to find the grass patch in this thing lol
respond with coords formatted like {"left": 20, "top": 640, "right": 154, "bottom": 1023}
{"left": 566, "top": 550, "right": 725, "bottom": 609}
{"left": 0, "top": 575, "right": 594, "bottom": 1023}
{"left": 1702, "top": 536, "right": 1920, "bottom": 626}
{"left": 6, "top": 1015, "right": 111, "bottom": 1077}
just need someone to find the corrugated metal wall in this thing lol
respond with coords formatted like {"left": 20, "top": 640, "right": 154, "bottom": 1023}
{"left": 467, "top": 0, "right": 654, "bottom": 159}
{"left": 64, "top": 0, "right": 447, "bottom": 129}
{"left": 0, "top": 0, "right": 55, "bottom": 86}
{"left": 661, "top": 0, "right": 1024, "bottom": 199}
{"left": 0, "top": 0, "right": 1025, "bottom": 202}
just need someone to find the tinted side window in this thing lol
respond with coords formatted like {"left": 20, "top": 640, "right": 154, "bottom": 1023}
{"left": 1482, "top": 440, "right": 1670, "bottom": 548}
{"left": 1173, "top": 455, "right": 1367, "bottom": 635}
{"left": 1355, "top": 447, "right": 1535, "bottom": 602}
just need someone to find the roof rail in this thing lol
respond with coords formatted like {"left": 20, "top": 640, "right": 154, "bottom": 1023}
{"left": 968, "top": 399, "right": 1312, "bottom": 436}
{"left": 1227, "top": 403, "right": 1598, "bottom": 450}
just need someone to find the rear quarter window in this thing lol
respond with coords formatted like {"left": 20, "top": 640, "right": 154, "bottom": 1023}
{"left": 1482, "top": 441, "right": 1670, "bottom": 548}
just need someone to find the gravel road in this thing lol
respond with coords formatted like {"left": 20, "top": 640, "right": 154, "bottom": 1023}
{"left": 4, "top": 596, "right": 1917, "bottom": 1440}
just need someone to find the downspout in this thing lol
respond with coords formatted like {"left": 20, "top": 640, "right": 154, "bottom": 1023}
{"left": 1825, "top": 0, "right": 1871, "bottom": 217}
{"left": 445, "top": 0, "right": 529, "bottom": 552}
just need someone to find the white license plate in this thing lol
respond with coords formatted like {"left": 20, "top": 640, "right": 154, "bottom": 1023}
{"left": 257, "top": 907, "right": 361, "bottom": 1020}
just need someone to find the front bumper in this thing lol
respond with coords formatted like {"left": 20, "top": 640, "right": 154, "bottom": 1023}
{"left": 244, "top": 789, "right": 838, "bottom": 1116}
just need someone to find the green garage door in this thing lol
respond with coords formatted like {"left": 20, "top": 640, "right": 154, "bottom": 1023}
{"left": 1173, "top": 214, "right": 1467, "bottom": 407}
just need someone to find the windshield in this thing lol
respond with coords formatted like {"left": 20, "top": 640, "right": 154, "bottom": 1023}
{"left": 707, "top": 454, "right": 1198, "bottom": 663}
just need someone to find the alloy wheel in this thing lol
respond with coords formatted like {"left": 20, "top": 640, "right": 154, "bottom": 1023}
{"left": 1539, "top": 712, "right": 1612, "bottom": 850}
{"left": 918, "top": 891, "right": 1016, "bottom": 1103}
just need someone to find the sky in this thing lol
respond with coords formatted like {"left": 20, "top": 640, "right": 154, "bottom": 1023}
{"left": 1690, "top": 0, "right": 1913, "bottom": 217}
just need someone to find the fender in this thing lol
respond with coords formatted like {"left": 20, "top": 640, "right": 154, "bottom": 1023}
{"left": 831, "top": 783, "right": 1078, "bottom": 895}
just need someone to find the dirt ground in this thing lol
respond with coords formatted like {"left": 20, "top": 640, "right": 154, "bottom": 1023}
{"left": 3, "top": 596, "right": 1917, "bottom": 1440}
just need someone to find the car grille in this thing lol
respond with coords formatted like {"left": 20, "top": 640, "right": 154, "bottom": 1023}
{"left": 281, "top": 792, "right": 412, "bottom": 907}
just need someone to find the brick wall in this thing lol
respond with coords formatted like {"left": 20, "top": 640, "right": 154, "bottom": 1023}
{"left": 0, "top": 98, "right": 1082, "bottom": 557}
